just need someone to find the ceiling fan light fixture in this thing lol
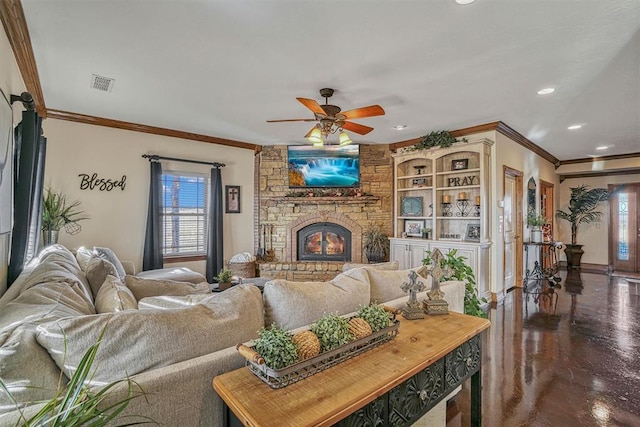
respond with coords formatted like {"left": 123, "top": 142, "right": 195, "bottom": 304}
{"left": 308, "top": 127, "right": 323, "bottom": 145}
{"left": 339, "top": 131, "right": 352, "bottom": 146}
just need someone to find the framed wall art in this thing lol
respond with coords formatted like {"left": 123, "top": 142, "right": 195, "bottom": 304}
{"left": 404, "top": 219, "right": 425, "bottom": 237}
{"left": 465, "top": 223, "right": 481, "bottom": 242}
{"left": 225, "top": 185, "right": 241, "bottom": 213}
{"left": 451, "top": 158, "right": 469, "bottom": 171}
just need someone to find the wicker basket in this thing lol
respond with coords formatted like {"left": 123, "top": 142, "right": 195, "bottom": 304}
{"left": 228, "top": 261, "right": 256, "bottom": 278}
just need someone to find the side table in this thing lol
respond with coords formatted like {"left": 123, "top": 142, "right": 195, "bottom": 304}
{"left": 523, "top": 241, "right": 562, "bottom": 295}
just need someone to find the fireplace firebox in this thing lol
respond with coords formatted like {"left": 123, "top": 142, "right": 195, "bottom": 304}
{"left": 297, "top": 223, "right": 351, "bottom": 262}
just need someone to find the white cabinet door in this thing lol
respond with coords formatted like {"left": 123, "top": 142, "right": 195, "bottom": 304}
{"left": 390, "top": 238, "right": 430, "bottom": 269}
{"left": 409, "top": 242, "right": 430, "bottom": 269}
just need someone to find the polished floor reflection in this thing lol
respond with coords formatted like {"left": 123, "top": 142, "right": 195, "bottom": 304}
{"left": 450, "top": 271, "right": 640, "bottom": 426}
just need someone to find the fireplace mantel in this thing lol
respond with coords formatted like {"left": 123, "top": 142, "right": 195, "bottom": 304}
{"left": 264, "top": 196, "right": 380, "bottom": 206}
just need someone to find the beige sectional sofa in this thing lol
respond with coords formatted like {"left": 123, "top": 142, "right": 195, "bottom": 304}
{"left": 0, "top": 245, "right": 464, "bottom": 426}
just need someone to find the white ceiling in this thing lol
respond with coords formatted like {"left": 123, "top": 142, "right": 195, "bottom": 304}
{"left": 21, "top": 0, "right": 640, "bottom": 160}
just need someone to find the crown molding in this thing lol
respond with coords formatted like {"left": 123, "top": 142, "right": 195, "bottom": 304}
{"left": 0, "top": 0, "right": 46, "bottom": 116}
{"left": 46, "top": 109, "right": 261, "bottom": 152}
{"left": 559, "top": 168, "right": 640, "bottom": 183}
{"left": 558, "top": 152, "right": 640, "bottom": 165}
{"left": 389, "top": 121, "right": 560, "bottom": 167}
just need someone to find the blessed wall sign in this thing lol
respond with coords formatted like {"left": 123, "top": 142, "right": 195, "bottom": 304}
{"left": 79, "top": 173, "right": 127, "bottom": 191}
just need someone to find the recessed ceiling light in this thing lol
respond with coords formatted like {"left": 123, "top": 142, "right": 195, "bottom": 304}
{"left": 596, "top": 146, "right": 608, "bottom": 150}
{"left": 455, "top": 0, "right": 477, "bottom": 4}
{"left": 567, "top": 124, "right": 582, "bottom": 130}
{"left": 393, "top": 125, "right": 407, "bottom": 130}
{"left": 537, "top": 87, "right": 555, "bottom": 95}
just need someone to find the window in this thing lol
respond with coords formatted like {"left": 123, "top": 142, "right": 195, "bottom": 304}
{"left": 161, "top": 171, "right": 208, "bottom": 256}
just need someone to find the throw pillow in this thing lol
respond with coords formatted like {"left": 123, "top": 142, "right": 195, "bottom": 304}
{"left": 74, "top": 246, "right": 94, "bottom": 272}
{"left": 85, "top": 257, "right": 119, "bottom": 297}
{"left": 263, "top": 275, "right": 370, "bottom": 331}
{"left": 124, "top": 275, "right": 210, "bottom": 301}
{"left": 135, "top": 267, "right": 207, "bottom": 284}
{"left": 93, "top": 247, "right": 127, "bottom": 280}
{"left": 35, "top": 285, "right": 264, "bottom": 386}
{"left": 94, "top": 275, "right": 138, "bottom": 313}
{"left": 365, "top": 266, "right": 432, "bottom": 304}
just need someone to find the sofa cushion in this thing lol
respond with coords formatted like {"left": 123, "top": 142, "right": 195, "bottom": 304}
{"left": 95, "top": 275, "right": 138, "bottom": 313}
{"left": 342, "top": 261, "right": 399, "bottom": 272}
{"left": 134, "top": 267, "right": 207, "bottom": 284}
{"left": 124, "top": 275, "right": 210, "bottom": 301}
{"left": 263, "top": 274, "right": 370, "bottom": 331}
{"left": 365, "top": 266, "right": 432, "bottom": 304}
{"left": 94, "top": 247, "right": 127, "bottom": 280}
{"left": 0, "top": 282, "right": 96, "bottom": 334}
{"left": 36, "top": 285, "right": 263, "bottom": 386}
{"left": 85, "top": 256, "right": 119, "bottom": 297}
{"left": 0, "top": 325, "right": 65, "bottom": 414}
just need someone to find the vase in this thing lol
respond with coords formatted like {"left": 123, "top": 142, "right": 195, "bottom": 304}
{"left": 531, "top": 229, "right": 543, "bottom": 243}
{"left": 365, "top": 248, "right": 386, "bottom": 264}
{"left": 564, "top": 244, "right": 584, "bottom": 269}
{"left": 42, "top": 229, "right": 59, "bottom": 246}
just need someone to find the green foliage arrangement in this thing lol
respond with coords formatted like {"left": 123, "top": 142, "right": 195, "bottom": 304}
{"left": 363, "top": 226, "right": 389, "bottom": 263}
{"left": 356, "top": 304, "right": 392, "bottom": 332}
{"left": 423, "top": 249, "right": 487, "bottom": 318}
{"left": 526, "top": 209, "right": 548, "bottom": 228}
{"left": 310, "top": 313, "right": 354, "bottom": 352}
{"left": 556, "top": 184, "right": 610, "bottom": 245}
{"left": 42, "top": 188, "right": 88, "bottom": 232}
{"left": 0, "top": 327, "right": 151, "bottom": 426}
{"left": 408, "top": 131, "right": 468, "bottom": 151}
{"left": 216, "top": 268, "right": 234, "bottom": 283}
{"left": 254, "top": 324, "right": 298, "bottom": 370}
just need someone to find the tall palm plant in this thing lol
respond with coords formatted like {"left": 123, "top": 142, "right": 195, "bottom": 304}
{"left": 556, "top": 184, "right": 609, "bottom": 245}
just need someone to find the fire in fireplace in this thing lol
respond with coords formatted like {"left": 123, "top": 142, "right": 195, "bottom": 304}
{"left": 297, "top": 223, "right": 351, "bottom": 262}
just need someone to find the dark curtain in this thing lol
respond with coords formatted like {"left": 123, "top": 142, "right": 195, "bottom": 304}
{"left": 206, "top": 166, "right": 223, "bottom": 283}
{"left": 142, "top": 160, "right": 163, "bottom": 271}
{"left": 8, "top": 110, "right": 46, "bottom": 285}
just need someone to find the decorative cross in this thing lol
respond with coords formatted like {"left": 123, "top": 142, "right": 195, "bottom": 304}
{"left": 426, "top": 249, "right": 451, "bottom": 301}
{"left": 401, "top": 270, "right": 425, "bottom": 308}
{"left": 229, "top": 187, "right": 239, "bottom": 201}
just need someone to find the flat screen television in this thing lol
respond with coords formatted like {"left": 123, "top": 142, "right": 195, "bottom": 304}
{"left": 287, "top": 145, "right": 360, "bottom": 188}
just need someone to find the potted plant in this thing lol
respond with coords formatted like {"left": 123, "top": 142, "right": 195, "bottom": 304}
{"left": 420, "top": 227, "right": 432, "bottom": 240}
{"left": 363, "top": 226, "right": 389, "bottom": 263}
{"left": 526, "top": 210, "right": 547, "bottom": 243}
{"left": 556, "top": 184, "right": 609, "bottom": 269}
{"left": 42, "top": 188, "right": 88, "bottom": 245}
{"left": 216, "top": 268, "right": 234, "bottom": 290}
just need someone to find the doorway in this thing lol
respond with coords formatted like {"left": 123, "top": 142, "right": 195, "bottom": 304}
{"left": 539, "top": 179, "right": 554, "bottom": 238}
{"left": 503, "top": 166, "right": 523, "bottom": 294}
{"left": 609, "top": 183, "right": 639, "bottom": 273}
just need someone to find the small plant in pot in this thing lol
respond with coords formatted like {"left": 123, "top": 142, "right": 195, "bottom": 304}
{"left": 556, "top": 184, "right": 609, "bottom": 269}
{"left": 216, "top": 268, "right": 234, "bottom": 290}
{"left": 526, "top": 210, "right": 547, "bottom": 243}
{"left": 363, "top": 226, "right": 389, "bottom": 264}
{"left": 41, "top": 188, "right": 88, "bottom": 246}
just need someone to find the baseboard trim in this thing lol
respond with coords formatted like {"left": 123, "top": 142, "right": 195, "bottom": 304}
{"left": 558, "top": 261, "right": 608, "bottom": 274}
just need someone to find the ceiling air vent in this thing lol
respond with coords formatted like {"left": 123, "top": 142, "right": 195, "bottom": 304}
{"left": 90, "top": 74, "right": 115, "bottom": 92}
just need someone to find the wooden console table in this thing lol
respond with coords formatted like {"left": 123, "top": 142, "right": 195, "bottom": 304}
{"left": 213, "top": 312, "right": 490, "bottom": 426}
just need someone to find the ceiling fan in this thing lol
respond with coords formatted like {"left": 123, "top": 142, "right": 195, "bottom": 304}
{"left": 267, "top": 88, "right": 385, "bottom": 146}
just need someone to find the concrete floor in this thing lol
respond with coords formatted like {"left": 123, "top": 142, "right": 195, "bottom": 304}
{"left": 448, "top": 270, "right": 640, "bottom": 426}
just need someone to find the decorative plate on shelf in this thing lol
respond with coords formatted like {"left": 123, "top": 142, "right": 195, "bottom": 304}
{"left": 400, "top": 196, "right": 423, "bottom": 216}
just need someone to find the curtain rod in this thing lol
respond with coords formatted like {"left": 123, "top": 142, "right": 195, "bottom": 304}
{"left": 142, "top": 154, "right": 225, "bottom": 168}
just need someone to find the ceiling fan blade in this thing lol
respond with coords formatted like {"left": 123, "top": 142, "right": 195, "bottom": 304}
{"left": 297, "top": 98, "right": 326, "bottom": 115}
{"left": 340, "top": 105, "right": 385, "bottom": 120}
{"left": 266, "top": 118, "right": 317, "bottom": 123}
{"left": 343, "top": 121, "right": 374, "bottom": 135}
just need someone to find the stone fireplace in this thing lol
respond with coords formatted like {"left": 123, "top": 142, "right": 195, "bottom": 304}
{"left": 256, "top": 145, "right": 393, "bottom": 281}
